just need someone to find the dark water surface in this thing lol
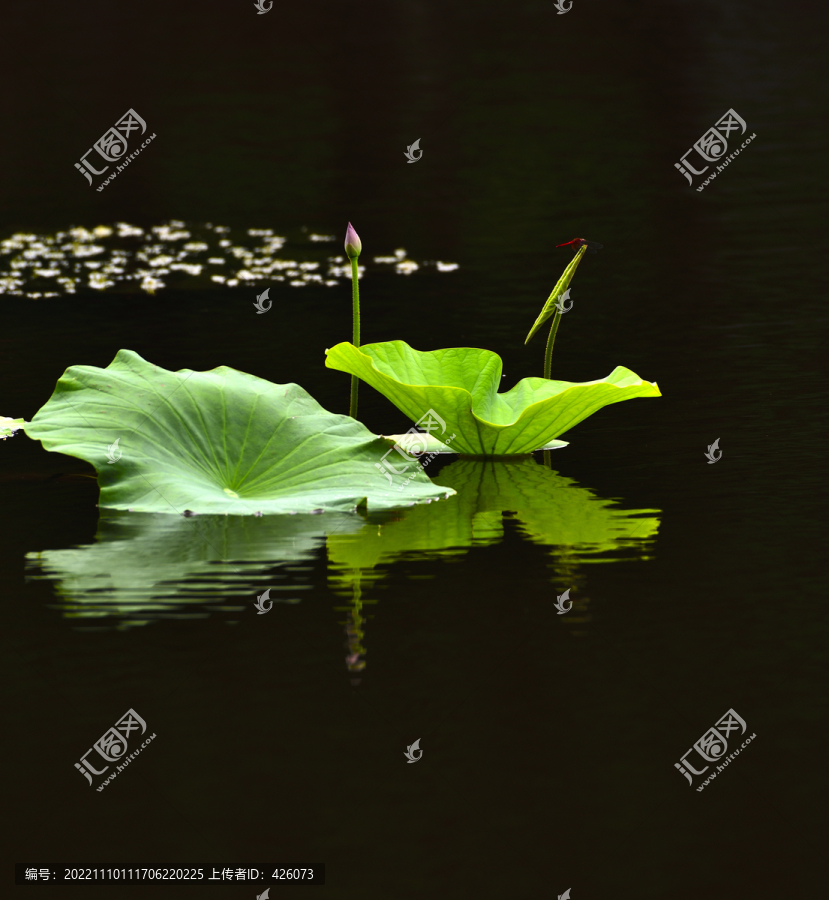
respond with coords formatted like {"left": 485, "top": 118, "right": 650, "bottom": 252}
{"left": 2, "top": 1, "right": 827, "bottom": 897}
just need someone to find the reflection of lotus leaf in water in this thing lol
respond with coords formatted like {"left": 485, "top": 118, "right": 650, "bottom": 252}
{"left": 326, "top": 458, "right": 660, "bottom": 594}
{"left": 25, "top": 460, "right": 659, "bottom": 636}
{"left": 25, "top": 510, "right": 364, "bottom": 628}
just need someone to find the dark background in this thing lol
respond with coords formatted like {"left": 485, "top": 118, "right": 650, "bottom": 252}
{"left": 2, "top": 0, "right": 827, "bottom": 897}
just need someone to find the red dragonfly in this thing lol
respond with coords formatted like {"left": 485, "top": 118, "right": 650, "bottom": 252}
{"left": 556, "top": 238, "right": 603, "bottom": 254}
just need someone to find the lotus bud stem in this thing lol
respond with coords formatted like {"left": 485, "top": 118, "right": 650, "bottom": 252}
{"left": 345, "top": 223, "right": 362, "bottom": 417}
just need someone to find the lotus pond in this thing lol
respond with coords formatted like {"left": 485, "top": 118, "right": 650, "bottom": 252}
{"left": 2, "top": 3, "right": 825, "bottom": 898}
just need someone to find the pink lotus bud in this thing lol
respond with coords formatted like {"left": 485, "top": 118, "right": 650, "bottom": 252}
{"left": 344, "top": 222, "right": 362, "bottom": 259}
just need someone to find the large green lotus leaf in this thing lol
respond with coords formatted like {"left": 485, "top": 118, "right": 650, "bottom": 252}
{"left": 26, "top": 510, "right": 364, "bottom": 628}
{"left": 325, "top": 340, "right": 661, "bottom": 456}
{"left": 326, "top": 457, "right": 660, "bottom": 594}
{"left": 25, "top": 349, "right": 454, "bottom": 514}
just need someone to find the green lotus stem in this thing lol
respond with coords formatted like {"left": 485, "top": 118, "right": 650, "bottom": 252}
{"left": 543, "top": 309, "right": 562, "bottom": 381}
{"left": 344, "top": 223, "right": 362, "bottom": 418}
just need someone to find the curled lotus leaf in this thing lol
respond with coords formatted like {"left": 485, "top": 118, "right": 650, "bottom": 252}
{"left": 325, "top": 340, "right": 661, "bottom": 456}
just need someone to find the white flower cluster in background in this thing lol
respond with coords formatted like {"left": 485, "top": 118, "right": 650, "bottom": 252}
{"left": 0, "top": 221, "right": 459, "bottom": 298}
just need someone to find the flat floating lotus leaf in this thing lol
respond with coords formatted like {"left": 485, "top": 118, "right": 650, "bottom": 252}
{"left": 382, "top": 432, "right": 457, "bottom": 454}
{"left": 325, "top": 340, "right": 661, "bottom": 456}
{"left": 25, "top": 349, "right": 454, "bottom": 514}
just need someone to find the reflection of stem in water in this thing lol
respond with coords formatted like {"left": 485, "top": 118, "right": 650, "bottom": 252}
{"left": 551, "top": 550, "right": 592, "bottom": 632}
{"left": 553, "top": 546, "right": 582, "bottom": 585}
{"left": 343, "top": 572, "right": 366, "bottom": 674}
